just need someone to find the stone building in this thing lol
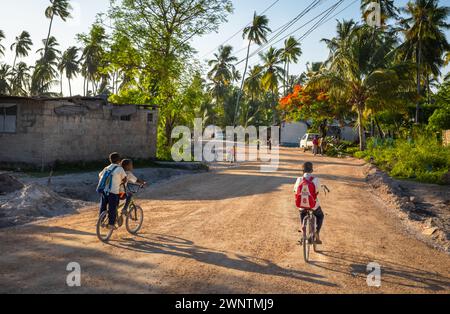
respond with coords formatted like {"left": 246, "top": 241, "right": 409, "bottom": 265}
{"left": 0, "top": 96, "right": 158, "bottom": 167}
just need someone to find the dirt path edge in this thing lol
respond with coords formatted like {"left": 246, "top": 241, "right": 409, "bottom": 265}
{"left": 364, "top": 163, "right": 449, "bottom": 254}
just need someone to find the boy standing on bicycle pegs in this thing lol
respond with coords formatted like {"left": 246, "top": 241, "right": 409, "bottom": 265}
{"left": 120, "top": 159, "right": 146, "bottom": 214}
{"left": 97, "top": 152, "right": 127, "bottom": 230}
{"left": 293, "top": 162, "right": 324, "bottom": 244}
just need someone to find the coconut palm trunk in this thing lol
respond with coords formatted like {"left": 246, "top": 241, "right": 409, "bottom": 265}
{"left": 357, "top": 105, "right": 366, "bottom": 151}
{"left": 44, "top": 14, "right": 55, "bottom": 57}
{"left": 234, "top": 40, "right": 252, "bottom": 125}
{"left": 415, "top": 41, "right": 421, "bottom": 124}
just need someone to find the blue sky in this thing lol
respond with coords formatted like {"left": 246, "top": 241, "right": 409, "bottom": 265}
{"left": 0, "top": 0, "right": 449, "bottom": 95}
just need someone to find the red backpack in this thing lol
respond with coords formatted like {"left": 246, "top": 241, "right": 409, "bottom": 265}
{"left": 295, "top": 177, "right": 318, "bottom": 209}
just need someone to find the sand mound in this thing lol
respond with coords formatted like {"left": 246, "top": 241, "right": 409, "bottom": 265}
{"left": 0, "top": 173, "right": 24, "bottom": 194}
{"left": 0, "top": 183, "right": 89, "bottom": 228}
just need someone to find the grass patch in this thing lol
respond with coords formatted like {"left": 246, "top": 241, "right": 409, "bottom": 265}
{"left": 355, "top": 136, "right": 450, "bottom": 185}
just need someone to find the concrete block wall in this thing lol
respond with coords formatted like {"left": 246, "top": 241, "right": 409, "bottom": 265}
{"left": 0, "top": 97, "right": 158, "bottom": 166}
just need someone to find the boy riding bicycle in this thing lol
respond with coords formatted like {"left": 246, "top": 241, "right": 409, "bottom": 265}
{"left": 97, "top": 152, "right": 127, "bottom": 230}
{"left": 294, "top": 162, "right": 324, "bottom": 244}
{"left": 120, "top": 159, "right": 147, "bottom": 215}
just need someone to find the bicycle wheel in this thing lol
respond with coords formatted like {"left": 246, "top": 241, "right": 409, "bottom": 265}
{"left": 126, "top": 204, "right": 144, "bottom": 235}
{"left": 97, "top": 211, "right": 114, "bottom": 242}
{"left": 303, "top": 218, "right": 311, "bottom": 263}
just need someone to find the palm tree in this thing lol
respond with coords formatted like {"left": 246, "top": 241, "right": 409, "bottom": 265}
{"left": 208, "top": 45, "right": 238, "bottom": 102}
{"left": 235, "top": 13, "right": 271, "bottom": 124}
{"left": 31, "top": 36, "right": 61, "bottom": 96}
{"left": 242, "top": 65, "right": 264, "bottom": 126}
{"left": 260, "top": 47, "right": 285, "bottom": 124}
{"left": 310, "top": 25, "right": 414, "bottom": 151}
{"left": 281, "top": 36, "right": 302, "bottom": 95}
{"left": 399, "top": 0, "right": 450, "bottom": 123}
{"left": 10, "top": 31, "right": 33, "bottom": 69}
{"left": 322, "top": 19, "right": 356, "bottom": 66}
{"left": 10, "top": 62, "right": 31, "bottom": 96}
{"left": 44, "top": 0, "right": 71, "bottom": 57}
{"left": 0, "top": 64, "right": 12, "bottom": 95}
{"left": 361, "top": 0, "right": 399, "bottom": 25}
{"left": 0, "top": 30, "right": 5, "bottom": 57}
{"left": 79, "top": 24, "right": 107, "bottom": 96}
{"left": 58, "top": 46, "right": 80, "bottom": 96}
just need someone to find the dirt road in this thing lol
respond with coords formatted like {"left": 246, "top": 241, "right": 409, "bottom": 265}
{"left": 0, "top": 148, "right": 449, "bottom": 293}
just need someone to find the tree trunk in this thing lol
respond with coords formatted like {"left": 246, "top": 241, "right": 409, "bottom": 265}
{"left": 44, "top": 14, "right": 54, "bottom": 58}
{"left": 234, "top": 40, "right": 252, "bottom": 126}
{"left": 374, "top": 116, "right": 384, "bottom": 139}
{"left": 12, "top": 55, "right": 17, "bottom": 70}
{"left": 357, "top": 106, "right": 366, "bottom": 151}
{"left": 415, "top": 41, "right": 421, "bottom": 124}
{"left": 68, "top": 78, "right": 72, "bottom": 97}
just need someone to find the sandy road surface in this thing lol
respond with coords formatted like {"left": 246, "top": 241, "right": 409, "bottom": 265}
{"left": 0, "top": 148, "right": 449, "bottom": 293}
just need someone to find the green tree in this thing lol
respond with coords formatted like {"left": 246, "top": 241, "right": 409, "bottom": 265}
{"left": 10, "top": 62, "right": 31, "bottom": 96}
{"left": 31, "top": 36, "right": 61, "bottom": 96}
{"left": 260, "top": 47, "right": 284, "bottom": 124}
{"left": 361, "top": 0, "right": 399, "bottom": 25}
{"left": 208, "top": 45, "right": 238, "bottom": 104}
{"left": 108, "top": 0, "right": 233, "bottom": 149}
{"left": 428, "top": 80, "right": 450, "bottom": 131}
{"left": 235, "top": 13, "right": 271, "bottom": 124}
{"left": 0, "top": 64, "right": 12, "bottom": 95}
{"left": 78, "top": 24, "right": 107, "bottom": 96}
{"left": 398, "top": 0, "right": 450, "bottom": 123}
{"left": 58, "top": 46, "right": 80, "bottom": 96}
{"left": 322, "top": 19, "right": 356, "bottom": 66}
{"left": 310, "top": 25, "right": 415, "bottom": 150}
{"left": 281, "top": 36, "right": 302, "bottom": 95}
{"left": 242, "top": 65, "right": 264, "bottom": 126}
{"left": 0, "top": 30, "right": 5, "bottom": 57}
{"left": 44, "top": 0, "right": 71, "bottom": 57}
{"left": 10, "top": 31, "right": 33, "bottom": 69}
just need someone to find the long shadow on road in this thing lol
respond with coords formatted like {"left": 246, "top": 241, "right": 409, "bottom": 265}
{"left": 310, "top": 250, "right": 450, "bottom": 292}
{"left": 108, "top": 233, "right": 339, "bottom": 288}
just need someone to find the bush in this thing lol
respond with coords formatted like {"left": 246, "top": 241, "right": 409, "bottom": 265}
{"left": 354, "top": 135, "right": 450, "bottom": 185}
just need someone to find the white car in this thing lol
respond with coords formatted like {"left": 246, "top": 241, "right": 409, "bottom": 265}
{"left": 300, "top": 133, "right": 320, "bottom": 152}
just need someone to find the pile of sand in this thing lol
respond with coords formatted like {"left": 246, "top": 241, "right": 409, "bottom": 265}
{"left": 0, "top": 173, "right": 24, "bottom": 194}
{"left": 0, "top": 182, "right": 89, "bottom": 228}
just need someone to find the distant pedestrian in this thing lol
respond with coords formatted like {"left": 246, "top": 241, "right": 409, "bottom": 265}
{"left": 312, "top": 136, "right": 319, "bottom": 156}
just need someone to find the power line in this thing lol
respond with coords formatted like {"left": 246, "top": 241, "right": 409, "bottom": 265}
{"left": 200, "top": 0, "right": 282, "bottom": 59}
{"left": 237, "top": 0, "right": 352, "bottom": 83}
{"left": 236, "top": 0, "right": 345, "bottom": 68}
{"left": 232, "top": 0, "right": 325, "bottom": 61}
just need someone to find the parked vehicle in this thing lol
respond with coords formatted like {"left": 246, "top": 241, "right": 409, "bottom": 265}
{"left": 300, "top": 133, "right": 320, "bottom": 152}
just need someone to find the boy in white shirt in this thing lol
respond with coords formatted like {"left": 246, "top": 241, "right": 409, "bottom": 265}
{"left": 120, "top": 159, "right": 146, "bottom": 213}
{"left": 293, "top": 162, "right": 325, "bottom": 244}
{"left": 99, "top": 152, "right": 127, "bottom": 229}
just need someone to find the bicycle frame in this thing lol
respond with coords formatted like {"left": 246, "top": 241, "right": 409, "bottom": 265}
{"left": 302, "top": 210, "right": 317, "bottom": 240}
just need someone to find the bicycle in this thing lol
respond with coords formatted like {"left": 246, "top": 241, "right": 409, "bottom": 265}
{"left": 299, "top": 185, "right": 330, "bottom": 263}
{"left": 96, "top": 184, "right": 145, "bottom": 243}
{"left": 300, "top": 209, "right": 318, "bottom": 263}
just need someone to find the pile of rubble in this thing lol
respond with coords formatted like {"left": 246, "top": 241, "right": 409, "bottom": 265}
{"left": 0, "top": 173, "right": 88, "bottom": 228}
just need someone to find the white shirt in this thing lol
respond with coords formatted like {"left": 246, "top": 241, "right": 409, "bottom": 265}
{"left": 99, "top": 164, "right": 127, "bottom": 195}
{"left": 120, "top": 171, "right": 139, "bottom": 193}
{"left": 293, "top": 173, "right": 321, "bottom": 210}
